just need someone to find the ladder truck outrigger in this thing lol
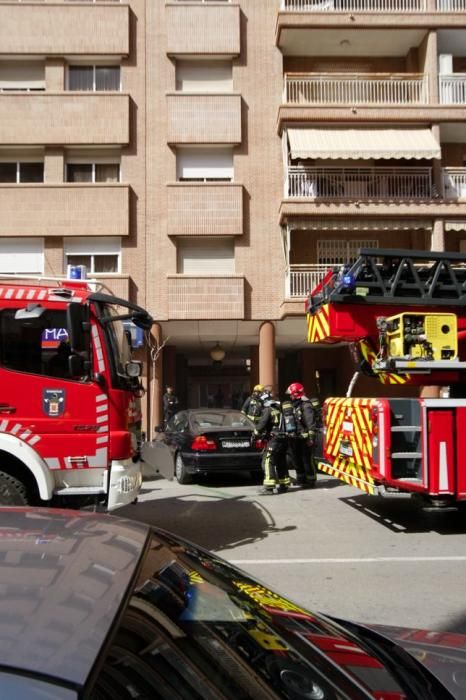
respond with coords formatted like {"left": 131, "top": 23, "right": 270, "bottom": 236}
{"left": 0, "top": 274, "right": 153, "bottom": 511}
{"left": 306, "top": 248, "right": 466, "bottom": 510}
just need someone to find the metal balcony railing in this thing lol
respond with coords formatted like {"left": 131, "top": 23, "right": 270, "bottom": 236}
{"left": 281, "top": 0, "right": 426, "bottom": 11}
{"left": 439, "top": 75, "right": 466, "bottom": 104}
{"left": 287, "top": 167, "right": 434, "bottom": 199}
{"left": 286, "top": 265, "right": 329, "bottom": 298}
{"left": 443, "top": 168, "right": 466, "bottom": 199}
{"left": 436, "top": 0, "right": 466, "bottom": 8}
{"left": 284, "top": 73, "right": 429, "bottom": 105}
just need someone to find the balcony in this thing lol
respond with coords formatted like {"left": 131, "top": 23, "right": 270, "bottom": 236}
{"left": 166, "top": 94, "right": 242, "bottom": 144}
{"left": 444, "top": 169, "right": 466, "bottom": 199}
{"left": 166, "top": 2, "right": 240, "bottom": 56}
{"left": 439, "top": 75, "right": 466, "bottom": 104}
{"left": 0, "top": 5, "right": 129, "bottom": 56}
{"left": 0, "top": 94, "right": 129, "bottom": 145}
{"left": 284, "top": 73, "right": 429, "bottom": 106}
{"left": 286, "top": 167, "right": 434, "bottom": 199}
{"left": 167, "top": 183, "right": 243, "bottom": 236}
{"left": 0, "top": 184, "right": 129, "bottom": 238}
{"left": 167, "top": 275, "right": 245, "bottom": 319}
{"left": 286, "top": 264, "right": 328, "bottom": 298}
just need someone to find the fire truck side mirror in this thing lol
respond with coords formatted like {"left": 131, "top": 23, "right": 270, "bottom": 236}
{"left": 67, "top": 302, "right": 89, "bottom": 353}
{"left": 68, "top": 354, "right": 85, "bottom": 378}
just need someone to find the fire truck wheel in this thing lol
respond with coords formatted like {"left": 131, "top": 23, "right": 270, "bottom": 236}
{"left": 0, "top": 471, "right": 28, "bottom": 505}
{"left": 175, "top": 453, "right": 193, "bottom": 485}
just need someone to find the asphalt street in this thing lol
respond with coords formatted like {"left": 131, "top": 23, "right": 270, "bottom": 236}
{"left": 120, "top": 472, "right": 466, "bottom": 634}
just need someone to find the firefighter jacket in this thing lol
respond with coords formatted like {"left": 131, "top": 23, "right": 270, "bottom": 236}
{"left": 241, "top": 393, "right": 264, "bottom": 423}
{"left": 291, "top": 396, "right": 318, "bottom": 439}
{"left": 163, "top": 393, "right": 179, "bottom": 421}
{"left": 254, "top": 401, "right": 284, "bottom": 437}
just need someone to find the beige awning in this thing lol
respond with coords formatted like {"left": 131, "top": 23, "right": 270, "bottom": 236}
{"left": 445, "top": 221, "right": 466, "bottom": 231}
{"left": 288, "top": 128, "right": 441, "bottom": 160}
{"left": 288, "top": 218, "right": 432, "bottom": 231}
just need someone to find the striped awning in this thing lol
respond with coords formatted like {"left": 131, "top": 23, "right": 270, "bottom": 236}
{"left": 288, "top": 218, "right": 432, "bottom": 231}
{"left": 288, "top": 128, "right": 441, "bottom": 160}
{"left": 445, "top": 221, "right": 466, "bottom": 231}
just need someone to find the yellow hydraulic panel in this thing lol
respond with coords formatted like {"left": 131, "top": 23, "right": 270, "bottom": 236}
{"left": 384, "top": 312, "right": 457, "bottom": 361}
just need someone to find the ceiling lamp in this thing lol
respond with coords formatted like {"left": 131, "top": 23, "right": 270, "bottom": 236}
{"left": 210, "top": 342, "right": 226, "bottom": 363}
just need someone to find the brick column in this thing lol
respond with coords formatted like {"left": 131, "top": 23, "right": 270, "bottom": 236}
{"left": 431, "top": 218, "right": 445, "bottom": 252}
{"left": 432, "top": 124, "right": 444, "bottom": 198}
{"left": 259, "top": 321, "right": 276, "bottom": 393}
{"left": 149, "top": 323, "right": 163, "bottom": 436}
{"left": 421, "top": 221, "right": 445, "bottom": 398}
{"left": 45, "top": 58, "right": 65, "bottom": 91}
{"left": 44, "top": 148, "right": 64, "bottom": 183}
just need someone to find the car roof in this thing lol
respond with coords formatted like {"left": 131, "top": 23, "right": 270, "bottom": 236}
{"left": 0, "top": 507, "right": 149, "bottom": 688}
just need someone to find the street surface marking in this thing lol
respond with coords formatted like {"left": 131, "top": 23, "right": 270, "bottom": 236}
{"left": 230, "top": 556, "right": 466, "bottom": 565}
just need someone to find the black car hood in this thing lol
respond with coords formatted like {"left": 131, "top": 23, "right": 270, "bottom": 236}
{"left": 152, "top": 527, "right": 459, "bottom": 699}
{"left": 366, "top": 623, "right": 466, "bottom": 698}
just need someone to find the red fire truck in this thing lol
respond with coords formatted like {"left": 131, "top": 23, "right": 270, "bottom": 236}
{"left": 306, "top": 248, "right": 466, "bottom": 510}
{"left": 0, "top": 276, "right": 153, "bottom": 510}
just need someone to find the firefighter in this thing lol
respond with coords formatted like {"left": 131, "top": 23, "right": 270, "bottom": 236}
{"left": 285, "top": 382, "right": 318, "bottom": 488}
{"left": 241, "top": 384, "right": 266, "bottom": 425}
{"left": 254, "top": 396, "right": 290, "bottom": 495}
{"left": 162, "top": 386, "right": 179, "bottom": 429}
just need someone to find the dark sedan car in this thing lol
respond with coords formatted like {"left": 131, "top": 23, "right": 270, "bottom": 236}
{"left": 0, "top": 507, "right": 465, "bottom": 699}
{"left": 142, "top": 408, "right": 265, "bottom": 483}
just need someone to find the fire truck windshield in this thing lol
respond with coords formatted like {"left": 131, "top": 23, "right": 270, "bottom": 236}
{"left": 101, "top": 304, "right": 135, "bottom": 382}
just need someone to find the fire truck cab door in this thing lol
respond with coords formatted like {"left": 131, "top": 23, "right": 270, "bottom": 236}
{"left": 0, "top": 307, "right": 107, "bottom": 472}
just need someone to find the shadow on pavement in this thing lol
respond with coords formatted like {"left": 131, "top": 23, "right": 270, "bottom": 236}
{"left": 341, "top": 494, "right": 466, "bottom": 535}
{"left": 120, "top": 488, "right": 296, "bottom": 552}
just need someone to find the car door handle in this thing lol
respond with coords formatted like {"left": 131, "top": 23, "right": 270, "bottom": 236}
{"left": 0, "top": 404, "right": 16, "bottom": 414}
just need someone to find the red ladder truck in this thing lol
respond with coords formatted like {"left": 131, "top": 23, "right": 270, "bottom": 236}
{"left": 0, "top": 276, "right": 153, "bottom": 510}
{"left": 306, "top": 248, "right": 466, "bottom": 510}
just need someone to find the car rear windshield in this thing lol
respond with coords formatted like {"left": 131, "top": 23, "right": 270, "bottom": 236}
{"left": 190, "top": 412, "right": 252, "bottom": 430}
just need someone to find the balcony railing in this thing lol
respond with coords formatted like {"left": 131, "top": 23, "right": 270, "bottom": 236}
{"left": 286, "top": 265, "right": 329, "bottom": 298}
{"left": 287, "top": 167, "right": 433, "bottom": 199}
{"left": 436, "top": 0, "right": 466, "bottom": 8}
{"left": 439, "top": 75, "right": 466, "bottom": 104}
{"left": 443, "top": 169, "right": 466, "bottom": 199}
{"left": 285, "top": 73, "right": 429, "bottom": 105}
{"left": 281, "top": 0, "right": 426, "bottom": 11}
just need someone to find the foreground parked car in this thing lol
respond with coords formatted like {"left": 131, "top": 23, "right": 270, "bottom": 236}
{"left": 142, "top": 408, "right": 265, "bottom": 483}
{"left": 0, "top": 507, "right": 465, "bottom": 698}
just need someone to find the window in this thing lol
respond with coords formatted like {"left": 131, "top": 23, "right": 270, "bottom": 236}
{"left": 176, "top": 60, "right": 233, "bottom": 92}
{"left": 68, "top": 65, "right": 120, "bottom": 91}
{"left": 0, "top": 308, "right": 87, "bottom": 381}
{"left": 317, "top": 239, "right": 379, "bottom": 265}
{"left": 66, "top": 163, "right": 120, "bottom": 183}
{"left": 64, "top": 237, "right": 121, "bottom": 274}
{"left": 0, "top": 238, "right": 43, "bottom": 274}
{"left": 177, "top": 238, "right": 234, "bottom": 274}
{"left": 0, "top": 60, "right": 45, "bottom": 92}
{"left": 177, "top": 147, "right": 233, "bottom": 182}
{"left": 0, "top": 162, "right": 44, "bottom": 183}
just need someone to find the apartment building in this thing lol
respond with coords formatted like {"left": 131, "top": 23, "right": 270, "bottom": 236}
{"left": 2, "top": 0, "right": 466, "bottom": 428}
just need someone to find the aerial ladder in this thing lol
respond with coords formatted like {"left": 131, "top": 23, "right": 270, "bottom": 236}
{"left": 306, "top": 248, "right": 466, "bottom": 509}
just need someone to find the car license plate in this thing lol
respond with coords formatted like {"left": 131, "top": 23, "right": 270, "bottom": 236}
{"left": 339, "top": 442, "right": 353, "bottom": 457}
{"left": 222, "top": 440, "right": 250, "bottom": 449}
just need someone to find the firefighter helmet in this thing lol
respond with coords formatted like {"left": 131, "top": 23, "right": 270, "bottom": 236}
{"left": 286, "top": 382, "right": 304, "bottom": 399}
{"left": 253, "top": 384, "right": 264, "bottom": 392}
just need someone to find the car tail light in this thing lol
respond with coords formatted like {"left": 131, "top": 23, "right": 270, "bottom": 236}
{"left": 254, "top": 438, "right": 266, "bottom": 450}
{"left": 191, "top": 435, "right": 216, "bottom": 451}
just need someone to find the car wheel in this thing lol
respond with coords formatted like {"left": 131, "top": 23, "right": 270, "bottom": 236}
{"left": 175, "top": 453, "right": 193, "bottom": 485}
{"left": 0, "top": 471, "right": 28, "bottom": 505}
